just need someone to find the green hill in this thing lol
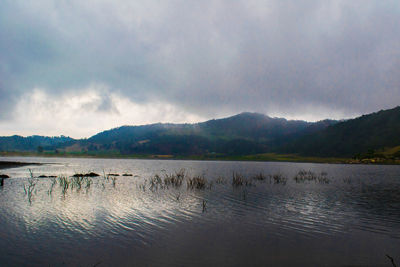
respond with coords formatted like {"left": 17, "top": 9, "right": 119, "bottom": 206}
{"left": 0, "top": 135, "right": 74, "bottom": 152}
{"left": 1, "top": 106, "right": 399, "bottom": 160}
{"left": 280, "top": 106, "right": 400, "bottom": 157}
{"left": 85, "top": 113, "right": 318, "bottom": 156}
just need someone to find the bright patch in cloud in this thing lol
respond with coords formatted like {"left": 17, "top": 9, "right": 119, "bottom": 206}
{"left": 0, "top": 85, "right": 206, "bottom": 138}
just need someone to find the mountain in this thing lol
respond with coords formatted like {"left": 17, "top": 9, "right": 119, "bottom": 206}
{"left": 0, "top": 135, "right": 74, "bottom": 152}
{"left": 1, "top": 106, "right": 399, "bottom": 159}
{"left": 84, "top": 112, "right": 328, "bottom": 155}
{"left": 280, "top": 106, "right": 400, "bottom": 157}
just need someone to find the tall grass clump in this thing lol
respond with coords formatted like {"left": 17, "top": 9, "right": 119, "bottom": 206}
{"left": 317, "top": 173, "right": 330, "bottom": 184}
{"left": 232, "top": 172, "right": 244, "bottom": 186}
{"left": 102, "top": 170, "right": 109, "bottom": 182}
{"left": 71, "top": 176, "right": 84, "bottom": 190}
{"left": 232, "top": 172, "right": 252, "bottom": 187}
{"left": 47, "top": 177, "right": 57, "bottom": 196}
{"left": 111, "top": 176, "right": 117, "bottom": 187}
{"left": 187, "top": 175, "right": 208, "bottom": 190}
{"left": 271, "top": 173, "right": 287, "bottom": 184}
{"left": 253, "top": 172, "right": 267, "bottom": 181}
{"left": 293, "top": 170, "right": 330, "bottom": 184}
{"left": 58, "top": 176, "right": 71, "bottom": 195}
{"left": 163, "top": 169, "right": 185, "bottom": 188}
{"left": 149, "top": 174, "right": 163, "bottom": 190}
{"left": 24, "top": 169, "right": 37, "bottom": 203}
{"left": 293, "top": 170, "right": 316, "bottom": 183}
{"left": 202, "top": 199, "right": 207, "bottom": 212}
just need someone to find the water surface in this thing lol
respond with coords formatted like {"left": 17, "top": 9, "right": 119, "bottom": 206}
{"left": 0, "top": 156, "right": 399, "bottom": 266}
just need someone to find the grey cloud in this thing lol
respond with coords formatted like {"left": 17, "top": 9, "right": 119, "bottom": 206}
{"left": 1, "top": 0, "right": 400, "bottom": 121}
{"left": 96, "top": 93, "right": 119, "bottom": 114}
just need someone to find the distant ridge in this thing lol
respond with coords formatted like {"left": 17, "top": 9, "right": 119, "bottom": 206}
{"left": 1, "top": 106, "right": 400, "bottom": 158}
{"left": 86, "top": 112, "right": 319, "bottom": 155}
{"left": 0, "top": 135, "right": 74, "bottom": 152}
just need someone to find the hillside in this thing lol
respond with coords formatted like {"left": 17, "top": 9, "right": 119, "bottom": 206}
{"left": 280, "top": 106, "right": 400, "bottom": 157}
{"left": 85, "top": 113, "right": 326, "bottom": 155}
{"left": 0, "top": 135, "right": 74, "bottom": 152}
{"left": 1, "top": 106, "right": 399, "bottom": 159}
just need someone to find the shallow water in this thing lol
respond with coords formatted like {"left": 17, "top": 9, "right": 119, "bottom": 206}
{"left": 0, "top": 156, "right": 399, "bottom": 266}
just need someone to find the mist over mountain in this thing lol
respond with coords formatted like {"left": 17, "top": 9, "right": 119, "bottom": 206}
{"left": 1, "top": 106, "right": 399, "bottom": 158}
{"left": 85, "top": 112, "right": 331, "bottom": 155}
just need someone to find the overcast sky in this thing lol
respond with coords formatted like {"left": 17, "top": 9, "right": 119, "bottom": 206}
{"left": 1, "top": 0, "right": 399, "bottom": 138}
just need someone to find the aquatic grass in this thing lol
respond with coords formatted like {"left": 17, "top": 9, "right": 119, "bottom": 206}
{"left": 271, "top": 173, "right": 287, "bottom": 184}
{"left": 317, "top": 175, "right": 330, "bottom": 184}
{"left": 215, "top": 176, "right": 227, "bottom": 184}
{"left": 84, "top": 177, "right": 93, "bottom": 189}
{"left": 150, "top": 174, "right": 163, "bottom": 190}
{"left": 232, "top": 172, "right": 253, "bottom": 186}
{"left": 175, "top": 169, "right": 186, "bottom": 179}
{"left": 24, "top": 169, "right": 37, "bottom": 203}
{"left": 71, "top": 176, "right": 84, "bottom": 190}
{"left": 138, "top": 182, "right": 146, "bottom": 192}
{"left": 47, "top": 177, "right": 57, "bottom": 196}
{"left": 386, "top": 254, "right": 397, "bottom": 267}
{"left": 58, "top": 176, "right": 71, "bottom": 196}
{"left": 164, "top": 173, "right": 184, "bottom": 187}
{"left": 293, "top": 170, "right": 330, "bottom": 184}
{"left": 187, "top": 175, "right": 208, "bottom": 190}
{"left": 102, "top": 170, "right": 109, "bottom": 181}
{"left": 293, "top": 170, "right": 315, "bottom": 182}
{"left": 232, "top": 172, "right": 244, "bottom": 186}
{"left": 202, "top": 199, "right": 207, "bottom": 212}
{"left": 253, "top": 172, "right": 267, "bottom": 181}
{"left": 111, "top": 176, "right": 117, "bottom": 187}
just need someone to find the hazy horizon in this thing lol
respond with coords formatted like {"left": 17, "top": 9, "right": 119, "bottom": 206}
{"left": 0, "top": 108, "right": 365, "bottom": 139}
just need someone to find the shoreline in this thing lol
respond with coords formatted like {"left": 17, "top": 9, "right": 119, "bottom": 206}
{"left": 1, "top": 152, "right": 399, "bottom": 166}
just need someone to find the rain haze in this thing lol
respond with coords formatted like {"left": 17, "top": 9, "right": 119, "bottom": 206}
{"left": 1, "top": 0, "right": 400, "bottom": 138}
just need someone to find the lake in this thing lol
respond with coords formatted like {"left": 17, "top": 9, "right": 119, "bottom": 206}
{"left": 0, "top": 156, "right": 399, "bottom": 266}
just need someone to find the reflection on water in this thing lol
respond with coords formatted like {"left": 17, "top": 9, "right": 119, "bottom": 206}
{"left": 0, "top": 156, "right": 400, "bottom": 266}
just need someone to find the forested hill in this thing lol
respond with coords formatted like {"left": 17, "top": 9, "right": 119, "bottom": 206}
{"left": 90, "top": 112, "right": 314, "bottom": 143}
{"left": 1, "top": 106, "right": 399, "bottom": 158}
{"left": 280, "top": 106, "right": 400, "bottom": 157}
{"left": 87, "top": 112, "right": 324, "bottom": 155}
{"left": 0, "top": 135, "right": 74, "bottom": 152}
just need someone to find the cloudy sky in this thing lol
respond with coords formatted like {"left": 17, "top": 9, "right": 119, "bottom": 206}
{"left": 1, "top": 0, "right": 399, "bottom": 138}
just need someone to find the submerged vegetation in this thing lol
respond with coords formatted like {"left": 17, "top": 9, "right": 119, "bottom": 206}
{"left": 232, "top": 172, "right": 253, "bottom": 186}
{"left": 20, "top": 168, "right": 354, "bottom": 216}
{"left": 23, "top": 169, "right": 37, "bottom": 203}
{"left": 187, "top": 175, "right": 209, "bottom": 190}
{"left": 293, "top": 170, "right": 330, "bottom": 184}
{"left": 271, "top": 173, "right": 287, "bottom": 184}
